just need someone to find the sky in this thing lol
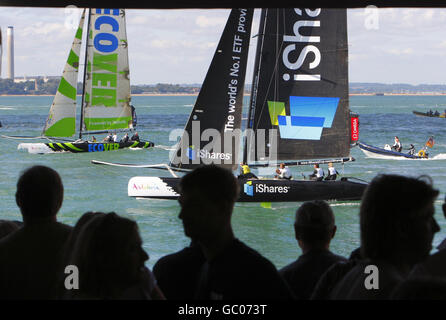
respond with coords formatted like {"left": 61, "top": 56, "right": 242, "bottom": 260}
{"left": 1, "top": 7, "right": 446, "bottom": 85}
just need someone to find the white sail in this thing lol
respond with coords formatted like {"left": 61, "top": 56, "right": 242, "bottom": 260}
{"left": 82, "top": 8, "right": 133, "bottom": 133}
{"left": 42, "top": 9, "right": 85, "bottom": 137}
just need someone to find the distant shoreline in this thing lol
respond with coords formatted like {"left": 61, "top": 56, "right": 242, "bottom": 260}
{"left": 350, "top": 93, "right": 446, "bottom": 96}
{"left": 2, "top": 93, "right": 446, "bottom": 97}
{"left": 0, "top": 93, "right": 200, "bottom": 97}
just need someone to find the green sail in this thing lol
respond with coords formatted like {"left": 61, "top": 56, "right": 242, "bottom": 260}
{"left": 42, "top": 9, "right": 85, "bottom": 137}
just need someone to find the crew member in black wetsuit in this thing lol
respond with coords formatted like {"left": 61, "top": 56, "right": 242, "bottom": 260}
{"left": 407, "top": 144, "right": 415, "bottom": 156}
{"left": 237, "top": 162, "right": 257, "bottom": 179}
{"left": 131, "top": 132, "right": 140, "bottom": 142}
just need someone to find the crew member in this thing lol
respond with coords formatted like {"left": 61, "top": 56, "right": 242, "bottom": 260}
{"left": 407, "top": 144, "right": 415, "bottom": 156}
{"left": 275, "top": 163, "right": 292, "bottom": 180}
{"left": 121, "top": 133, "right": 130, "bottom": 143}
{"left": 324, "top": 163, "right": 338, "bottom": 181}
{"left": 392, "top": 136, "right": 402, "bottom": 152}
{"left": 131, "top": 132, "right": 140, "bottom": 142}
{"left": 237, "top": 162, "right": 258, "bottom": 180}
{"left": 103, "top": 133, "right": 113, "bottom": 143}
{"left": 309, "top": 164, "right": 324, "bottom": 181}
{"left": 112, "top": 132, "right": 118, "bottom": 142}
{"left": 91, "top": 136, "right": 97, "bottom": 143}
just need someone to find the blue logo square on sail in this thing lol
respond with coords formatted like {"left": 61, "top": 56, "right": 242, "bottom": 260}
{"left": 289, "top": 96, "right": 339, "bottom": 128}
{"left": 187, "top": 146, "right": 196, "bottom": 160}
{"left": 290, "top": 116, "right": 325, "bottom": 127}
{"left": 244, "top": 183, "right": 254, "bottom": 196}
{"left": 275, "top": 96, "right": 339, "bottom": 140}
{"left": 278, "top": 115, "right": 287, "bottom": 126}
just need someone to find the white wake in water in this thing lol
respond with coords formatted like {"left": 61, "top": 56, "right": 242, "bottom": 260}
{"left": 155, "top": 145, "right": 177, "bottom": 151}
{"left": 430, "top": 153, "right": 446, "bottom": 160}
{"left": 17, "top": 143, "right": 56, "bottom": 154}
{"left": 0, "top": 107, "right": 15, "bottom": 110}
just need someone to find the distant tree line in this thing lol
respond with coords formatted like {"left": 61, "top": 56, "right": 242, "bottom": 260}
{"left": 0, "top": 78, "right": 60, "bottom": 95}
{"left": 0, "top": 78, "right": 201, "bottom": 95}
{"left": 350, "top": 82, "right": 446, "bottom": 94}
{"left": 3, "top": 78, "right": 446, "bottom": 95}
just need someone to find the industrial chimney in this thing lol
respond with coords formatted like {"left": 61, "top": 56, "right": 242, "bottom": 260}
{"left": 0, "top": 27, "right": 2, "bottom": 78}
{"left": 6, "top": 26, "right": 14, "bottom": 80}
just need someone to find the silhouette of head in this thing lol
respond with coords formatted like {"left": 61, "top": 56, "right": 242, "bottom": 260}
{"left": 280, "top": 163, "right": 285, "bottom": 169}
{"left": 314, "top": 164, "right": 320, "bottom": 168}
{"left": 178, "top": 165, "right": 239, "bottom": 242}
{"left": 69, "top": 212, "right": 148, "bottom": 298}
{"left": 16, "top": 165, "right": 64, "bottom": 219}
{"left": 360, "top": 174, "right": 439, "bottom": 267}
{"left": 294, "top": 200, "right": 336, "bottom": 250}
{"left": 328, "top": 163, "right": 333, "bottom": 167}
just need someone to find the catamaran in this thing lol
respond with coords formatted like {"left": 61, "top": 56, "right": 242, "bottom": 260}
{"left": 93, "top": 8, "right": 368, "bottom": 202}
{"left": 92, "top": 8, "right": 367, "bottom": 202}
{"left": 2, "top": 8, "right": 154, "bottom": 154}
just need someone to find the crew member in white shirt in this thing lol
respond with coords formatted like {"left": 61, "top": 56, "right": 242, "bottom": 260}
{"left": 309, "top": 164, "right": 324, "bottom": 181}
{"left": 325, "top": 162, "right": 338, "bottom": 181}
{"left": 275, "top": 163, "right": 292, "bottom": 180}
{"left": 392, "top": 136, "right": 402, "bottom": 152}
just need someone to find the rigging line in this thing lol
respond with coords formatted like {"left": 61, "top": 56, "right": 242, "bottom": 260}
{"left": 253, "top": 11, "right": 287, "bottom": 133}
{"left": 79, "top": 7, "right": 91, "bottom": 140}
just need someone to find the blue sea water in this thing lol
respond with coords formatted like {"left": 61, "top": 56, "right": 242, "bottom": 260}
{"left": 1, "top": 94, "right": 446, "bottom": 270}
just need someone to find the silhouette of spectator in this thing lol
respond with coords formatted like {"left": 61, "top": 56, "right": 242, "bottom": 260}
{"left": 0, "top": 220, "right": 20, "bottom": 239}
{"left": 66, "top": 212, "right": 164, "bottom": 300}
{"left": 391, "top": 277, "right": 446, "bottom": 300}
{"left": 279, "top": 200, "right": 347, "bottom": 300}
{"left": 56, "top": 211, "right": 106, "bottom": 299}
{"left": 311, "top": 247, "right": 362, "bottom": 300}
{"left": 0, "top": 165, "right": 73, "bottom": 299}
{"left": 330, "top": 174, "right": 440, "bottom": 300}
{"left": 410, "top": 195, "right": 446, "bottom": 279}
{"left": 153, "top": 240, "right": 206, "bottom": 299}
{"left": 178, "top": 164, "right": 294, "bottom": 299}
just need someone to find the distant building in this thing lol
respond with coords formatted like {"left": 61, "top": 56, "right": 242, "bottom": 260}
{"left": 0, "top": 27, "right": 2, "bottom": 78}
{"left": 6, "top": 26, "right": 13, "bottom": 80}
{"left": 13, "top": 75, "right": 59, "bottom": 83}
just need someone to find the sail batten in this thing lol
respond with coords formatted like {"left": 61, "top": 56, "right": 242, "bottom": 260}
{"left": 42, "top": 9, "right": 86, "bottom": 138}
{"left": 247, "top": 8, "right": 350, "bottom": 163}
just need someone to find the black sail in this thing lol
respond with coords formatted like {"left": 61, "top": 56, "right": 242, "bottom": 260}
{"left": 169, "top": 8, "right": 253, "bottom": 171}
{"left": 246, "top": 8, "right": 350, "bottom": 163}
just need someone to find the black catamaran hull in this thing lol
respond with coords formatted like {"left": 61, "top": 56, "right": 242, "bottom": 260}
{"left": 358, "top": 142, "right": 426, "bottom": 159}
{"left": 128, "top": 176, "right": 367, "bottom": 202}
{"left": 412, "top": 111, "right": 446, "bottom": 118}
{"left": 18, "top": 140, "right": 154, "bottom": 154}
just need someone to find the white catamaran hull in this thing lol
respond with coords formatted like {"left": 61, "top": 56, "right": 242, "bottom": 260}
{"left": 18, "top": 143, "right": 54, "bottom": 154}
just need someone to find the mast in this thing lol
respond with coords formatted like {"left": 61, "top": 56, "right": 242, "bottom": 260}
{"left": 243, "top": 9, "right": 268, "bottom": 164}
{"left": 79, "top": 8, "right": 91, "bottom": 140}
